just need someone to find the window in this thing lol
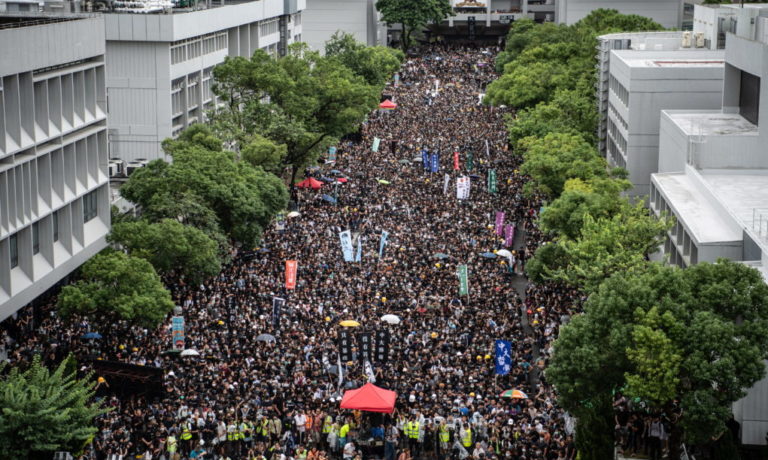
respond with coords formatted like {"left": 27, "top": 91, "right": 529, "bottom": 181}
{"left": 53, "top": 211, "right": 59, "bottom": 242}
{"left": 9, "top": 234, "right": 18, "bottom": 269}
{"left": 32, "top": 222, "right": 39, "bottom": 255}
{"left": 83, "top": 191, "right": 98, "bottom": 222}
{"left": 740, "top": 70, "right": 760, "bottom": 125}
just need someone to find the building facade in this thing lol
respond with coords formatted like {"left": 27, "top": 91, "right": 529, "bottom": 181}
{"left": 105, "top": 0, "right": 305, "bottom": 162}
{"left": 0, "top": 14, "right": 110, "bottom": 322}
{"left": 650, "top": 30, "right": 768, "bottom": 446}
{"left": 301, "top": 0, "right": 384, "bottom": 53}
{"left": 605, "top": 49, "right": 724, "bottom": 197}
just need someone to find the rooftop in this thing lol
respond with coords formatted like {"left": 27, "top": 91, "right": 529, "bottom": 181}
{"left": 700, "top": 170, "right": 768, "bottom": 250}
{"left": 653, "top": 172, "right": 742, "bottom": 244}
{"left": 0, "top": 13, "right": 91, "bottom": 29}
{"left": 666, "top": 110, "right": 759, "bottom": 136}
{"left": 623, "top": 58, "right": 724, "bottom": 68}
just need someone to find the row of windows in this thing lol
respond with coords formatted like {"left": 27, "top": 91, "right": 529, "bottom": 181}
{"left": 608, "top": 74, "right": 629, "bottom": 107}
{"left": 607, "top": 137, "right": 626, "bottom": 169}
{"left": 170, "top": 33, "right": 228, "bottom": 65}
{"left": 6, "top": 191, "right": 95, "bottom": 269}
{"left": 259, "top": 19, "right": 279, "bottom": 37}
{"left": 1, "top": 64, "right": 106, "bottom": 156}
{"left": 609, "top": 104, "right": 628, "bottom": 131}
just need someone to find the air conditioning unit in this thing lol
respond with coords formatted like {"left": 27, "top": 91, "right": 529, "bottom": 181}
{"left": 682, "top": 31, "right": 692, "bottom": 48}
{"left": 126, "top": 161, "right": 145, "bottom": 176}
{"left": 108, "top": 159, "right": 125, "bottom": 178}
{"left": 134, "top": 158, "right": 149, "bottom": 167}
{"left": 694, "top": 32, "right": 705, "bottom": 48}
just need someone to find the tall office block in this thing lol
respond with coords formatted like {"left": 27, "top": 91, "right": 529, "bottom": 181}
{"left": 105, "top": 0, "right": 305, "bottom": 162}
{"left": 0, "top": 14, "right": 110, "bottom": 322}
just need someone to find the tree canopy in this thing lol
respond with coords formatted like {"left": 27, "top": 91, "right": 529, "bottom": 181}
{"left": 109, "top": 218, "right": 221, "bottom": 284}
{"left": 325, "top": 32, "right": 404, "bottom": 87}
{"left": 211, "top": 45, "right": 380, "bottom": 182}
{"left": 548, "top": 261, "right": 768, "bottom": 453}
{"left": 58, "top": 250, "right": 174, "bottom": 329}
{"left": 0, "top": 356, "right": 109, "bottom": 459}
{"left": 120, "top": 125, "right": 289, "bottom": 247}
{"left": 375, "top": 0, "right": 454, "bottom": 52}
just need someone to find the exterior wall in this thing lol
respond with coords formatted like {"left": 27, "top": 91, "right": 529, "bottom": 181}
{"left": 301, "top": 0, "right": 376, "bottom": 54}
{"left": 607, "top": 50, "right": 724, "bottom": 197}
{"left": 105, "top": 1, "right": 302, "bottom": 161}
{"left": 0, "top": 16, "right": 110, "bottom": 321}
{"left": 560, "top": 0, "right": 684, "bottom": 29}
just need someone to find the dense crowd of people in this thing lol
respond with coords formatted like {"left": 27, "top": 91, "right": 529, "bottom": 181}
{"left": 1, "top": 46, "right": 590, "bottom": 460}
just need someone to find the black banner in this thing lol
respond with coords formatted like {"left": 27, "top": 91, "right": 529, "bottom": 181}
{"left": 375, "top": 330, "right": 390, "bottom": 363}
{"left": 358, "top": 332, "right": 373, "bottom": 363}
{"left": 338, "top": 330, "right": 353, "bottom": 362}
{"left": 272, "top": 297, "right": 285, "bottom": 330}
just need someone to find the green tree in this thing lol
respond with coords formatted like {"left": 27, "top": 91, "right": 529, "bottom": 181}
{"left": 58, "top": 251, "right": 174, "bottom": 329}
{"left": 507, "top": 89, "right": 599, "bottom": 148}
{"left": 0, "top": 356, "right": 109, "bottom": 459}
{"left": 539, "top": 177, "right": 631, "bottom": 240}
{"left": 212, "top": 45, "right": 379, "bottom": 182}
{"left": 518, "top": 132, "right": 607, "bottom": 198}
{"left": 548, "top": 261, "right": 768, "bottom": 458}
{"left": 120, "top": 131, "right": 289, "bottom": 247}
{"left": 241, "top": 134, "right": 288, "bottom": 175}
{"left": 548, "top": 203, "right": 671, "bottom": 293}
{"left": 325, "top": 32, "right": 404, "bottom": 87}
{"left": 375, "top": 0, "right": 454, "bottom": 52}
{"left": 574, "top": 8, "right": 666, "bottom": 33}
{"left": 109, "top": 218, "right": 221, "bottom": 284}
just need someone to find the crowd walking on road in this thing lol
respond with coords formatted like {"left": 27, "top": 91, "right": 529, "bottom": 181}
{"left": 2, "top": 46, "right": 587, "bottom": 460}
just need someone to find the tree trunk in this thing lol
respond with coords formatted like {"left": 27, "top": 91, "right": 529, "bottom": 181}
{"left": 668, "top": 422, "right": 682, "bottom": 460}
{"left": 575, "top": 395, "right": 615, "bottom": 460}
{"left": 401, "top": 24, "right": 410, "bottom": 53}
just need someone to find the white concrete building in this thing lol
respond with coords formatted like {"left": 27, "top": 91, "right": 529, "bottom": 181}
{"left": 605, "top": 49, "right": 724, "bottom": 197}
{"left": 105, "top": 0, "right": 305, "bottom": 162}
{"left": 0, "top": 14, "right": 111, "bottom": 322}
{"left": 301, "top": 0, "right": 385, "bottom": 53}
{"left": 557, "top": 0, "right": 684, "bottom": 29}
{"left": 650, "top": 29, "right": 768, "bottom": 446}
{"left": 693, "top": 2, "right": 768, "bottom": 50}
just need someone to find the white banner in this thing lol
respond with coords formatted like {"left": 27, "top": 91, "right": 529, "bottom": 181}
{"left": 443, "top": 173, "right": 450, "bottom": 195}
{"left": 456, "top": 176, "right": 471, "bottom": 200}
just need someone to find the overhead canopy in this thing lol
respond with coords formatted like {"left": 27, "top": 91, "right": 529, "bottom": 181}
{"left": 297, "top": 177, "right": 323, "bottom": 189}
{"left": 340, "top": 383, "right": 397, "bottom": 413}
{"left": 379, "top": 100, "right": 397, "bottom": 110}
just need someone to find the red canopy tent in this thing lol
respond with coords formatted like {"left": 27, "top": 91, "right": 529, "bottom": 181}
{"left": 340, "top": 383, "right": 397, "bottom": 413}
{"left": 297, "top": 177, "right": 323, "bottom": 189}
{"left": 378, "top": 100, "right": 397, "bottom": 110}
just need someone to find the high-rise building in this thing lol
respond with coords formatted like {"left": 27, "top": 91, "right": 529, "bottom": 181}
{"left": 104, "top": 0, "right": 305, "bottom": 162}
{"left": 0, "top": 14, "right": 110, "bottom": 321}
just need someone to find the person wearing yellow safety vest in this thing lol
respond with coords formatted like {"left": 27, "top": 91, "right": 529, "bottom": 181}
{"left": 242, "top": 418, "right": 254, "bottom": 449}
{"left": 339, "top": 418, "right": 351, "bottom": 450}
{"left": 321, "top": 414, "right": 333, "bottom": 450}
{"left": 226, "top": 420, "right": 238, "bottom": 457}
{"left": 461, "top": 422, "right": 473, "bottom": 457}
{"left": 166, "top": 432, "right": 179, "bottom": 460}
{"left": 438, "top": 420, "right": 451, "bottom": 456}
{"left": 180, "top": 420, "right": 194, "bottom": 457}
{"left": 405, "top": 418, "right": 420, "bottom": 454}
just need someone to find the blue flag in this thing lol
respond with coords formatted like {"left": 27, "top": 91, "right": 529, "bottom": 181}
{"left": 495, "top": 340, "right": 512, "bottom": 375}
{"left": 379, "top": 231, "right": 389, "bottom": 258}
{"left": 339, "top": 230, "right": 354, "bottom": 262}
{"left": 430, "top": 152, "right": 439, "bottom": 173}
{"left": 355, "top": 236, "right": 362, "bottom": 262}
{"left": 422, "top": 149, "right": 430, "bottom": 171}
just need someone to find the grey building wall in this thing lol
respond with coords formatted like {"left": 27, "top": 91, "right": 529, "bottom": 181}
{"left": 0, "top": 15, "right": 110, "bottom": 321}
{"left": 559, "top": 0, "right": 684, "bottom": 29}
{"left": 104, "top": 0, "right": 304, "bottom": 162}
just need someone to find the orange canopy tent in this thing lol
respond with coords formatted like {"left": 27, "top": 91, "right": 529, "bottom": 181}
{"left": 379, "top": 100, "right": 397, "bottom": 110}
{"left": 340, "top": 383, "right": 397, "bottom": 413}
{"left": 297, "top": 177, "right": 323, "bottom": 189}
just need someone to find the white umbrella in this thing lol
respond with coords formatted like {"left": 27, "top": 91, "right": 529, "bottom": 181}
{"left": 180, "top": 349, "right": 200, "bottom": 357}
{"left": 496, "top": 249, "right": 513, "bottom": 259}
{"left": 381, "top": 314, "right": 401, "bottom": 325}
{"left": 287, "top": 211, "right": 301, "bottom": 218}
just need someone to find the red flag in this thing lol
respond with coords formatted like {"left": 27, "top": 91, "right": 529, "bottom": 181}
{"left": 285, "top": 260, "right": 297, "bottom": 290}
{"left": 453, "top": 151, "right": 460, "bottom": 170}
